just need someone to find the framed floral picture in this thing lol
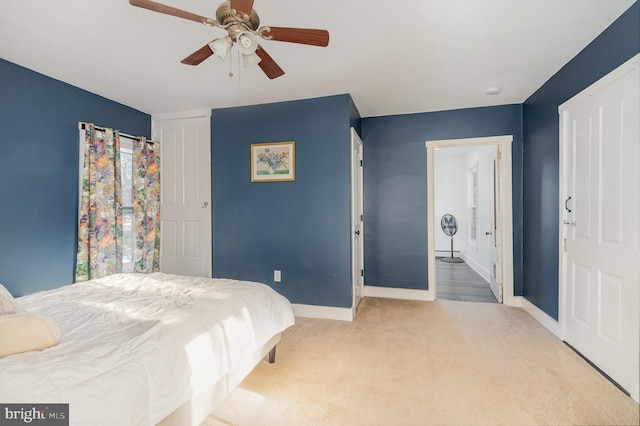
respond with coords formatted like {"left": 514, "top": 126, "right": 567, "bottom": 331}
{"left": 251, "top": 141, "right": 295, "bottom": 182}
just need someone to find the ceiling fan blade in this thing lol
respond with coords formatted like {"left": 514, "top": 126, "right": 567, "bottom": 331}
{"left": 260, "top": 27, "right": 329, "bottom": 47}
{"left": 255, "top": 46, "right": 285, "bottom": 79}
{"left": 230, "top": 0, "right": 255, "bottom": 16}
{"left": 129, "top": 0, "right": 214, "bottom": 25}
{"left": 181, "top": 44, "right": 214, "bottom": 65}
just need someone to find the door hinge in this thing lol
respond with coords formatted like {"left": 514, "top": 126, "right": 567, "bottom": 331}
{"left": 360, "top": 160, "right": 363, "bottom": 167}
{"left": 360, "top": 269, "right": 364, "bottom": 277}
{"left": 563, "top": 238, "right": 567, "bottom": 252}
{"left": 360, "top": 214, "right": 364, "bottom": 221}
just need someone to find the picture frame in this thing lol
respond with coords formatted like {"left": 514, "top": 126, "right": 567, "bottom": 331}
{"left": 251, "top": 141, "right": 295, "bottom": 182}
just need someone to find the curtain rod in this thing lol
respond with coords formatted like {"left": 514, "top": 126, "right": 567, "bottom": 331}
{"left": 79, "top": 123, "right": 156, "bottom": 143}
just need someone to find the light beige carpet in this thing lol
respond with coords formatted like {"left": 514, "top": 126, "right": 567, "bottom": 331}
{"left": 204, "top": 297, "right": 639, "bottom": 425}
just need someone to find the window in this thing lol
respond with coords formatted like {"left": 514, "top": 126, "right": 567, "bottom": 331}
{"left": 469, "top": 165, "right": 478, "bottom": 243}
{"left": 120, "top": 137, "right": 134, "bottom": 273}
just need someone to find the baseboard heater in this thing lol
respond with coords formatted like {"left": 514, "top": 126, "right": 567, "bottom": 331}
{"left": 435, "top": 250, "right": 461, "bottom": 255}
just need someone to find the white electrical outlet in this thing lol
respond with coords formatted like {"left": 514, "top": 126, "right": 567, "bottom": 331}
{"left": 274, "top": 270, "right": 281, "bottom": 282}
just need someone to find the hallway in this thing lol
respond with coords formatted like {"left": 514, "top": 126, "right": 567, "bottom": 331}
{"left": 436, "top": 258, "right": 497, "bottom": 303}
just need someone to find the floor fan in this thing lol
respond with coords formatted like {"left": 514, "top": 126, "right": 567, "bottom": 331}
{"left": 440, "top": 214, "right": 464, "bottom": 263}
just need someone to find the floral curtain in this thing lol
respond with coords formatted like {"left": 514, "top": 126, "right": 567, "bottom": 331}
{"left": 132, "top": 137, "right": 161, "bottom": 273}
{"left": 75, "top": 124, "right": 161, "bottom": 282}
{"left": 75, "top": 124, "right": 123, "bottom": 282}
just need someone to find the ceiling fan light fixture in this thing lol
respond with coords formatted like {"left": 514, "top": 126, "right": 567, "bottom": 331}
{"left": 129, "top": 0, "right": 329, "bottom": 79}
{"left": 242, "top": 51, "right": 262, "bottom": 67}
{"left": 236, "top": 31, "right": 258, "bottom": 55}
{"left": 209, "top": 37, "right": 232, "bottom": 60}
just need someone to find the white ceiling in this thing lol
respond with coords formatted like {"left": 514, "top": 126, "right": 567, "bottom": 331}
{"left": 0, "top": 0, "right": 635, "bottom": 117}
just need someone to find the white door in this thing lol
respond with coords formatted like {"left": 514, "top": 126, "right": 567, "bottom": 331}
{"left": 488, "top": 148, "right": 503, "bottom": 302}
{"left": 560, "top": 55, "right": 639, "bottom": 402}
{"left": 351, "top": 128, "right": 364, "bottom": 312}
{"left": 153, "top": 112, "right": 212, "bottom": 277}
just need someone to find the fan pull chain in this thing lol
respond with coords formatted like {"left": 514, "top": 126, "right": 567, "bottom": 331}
{"left": 225, "top": 44, "right": 233, "bottom": 77}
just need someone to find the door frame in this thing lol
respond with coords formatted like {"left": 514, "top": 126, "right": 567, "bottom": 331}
{"left": 488, "top": 151, "right": 502, "bottom": 302}
{"left": 425, "top": 135, "right": 516, "bottom": 305}
{"left": 351, "top": 128, "right": 364, "bottom": 317}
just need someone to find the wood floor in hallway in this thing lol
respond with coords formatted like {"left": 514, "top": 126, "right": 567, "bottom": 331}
{"left": 436, "top": 258, "right": 497, "bottom": 303}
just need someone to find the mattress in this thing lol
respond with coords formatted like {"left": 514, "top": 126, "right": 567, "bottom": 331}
{"left": 0, "top": 273, "right": 295, "bottom": 425}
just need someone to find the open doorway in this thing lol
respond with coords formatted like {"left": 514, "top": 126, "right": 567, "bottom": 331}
{"left": 425, "top": 136, "right": 517, "bottom": 307}
{"left": 433, "top": 144, "right": 498, "bottom": 303}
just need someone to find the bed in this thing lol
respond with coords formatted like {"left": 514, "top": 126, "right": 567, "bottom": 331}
{"left": 0, "top": 273, "right": 295, "bottom": 425}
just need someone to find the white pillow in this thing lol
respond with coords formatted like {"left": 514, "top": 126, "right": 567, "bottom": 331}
{"left": 0, "top": 312, "right": 61, "bottom": 358}
{"left": 0, "top": 283, "right": 20, "bottom": 315}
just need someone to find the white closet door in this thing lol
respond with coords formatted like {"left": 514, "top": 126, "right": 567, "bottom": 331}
{"left": 351, "top": 128, "right": 364, "bottom": 312}
{"left": 560, "top": 55, "right": 639, "bottom": 402}
{"left": 153, "top": 112, "right": 212, "bottom": 277}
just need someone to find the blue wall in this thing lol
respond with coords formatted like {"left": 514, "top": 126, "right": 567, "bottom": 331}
{"left": 211, "top": 94, "right": 358, "bottom": 308}
{"left": 521, "top": 3, "right": 639, "bottom": 320}
{"left": 361, "top": 105, "right": 524, "bottom": 293}
{"left": 0, "top": 59, "right": 151, "bottom": 296}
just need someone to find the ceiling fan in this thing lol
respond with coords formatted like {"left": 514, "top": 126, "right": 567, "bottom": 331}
{"left": 129, "top": 0, "right": 330, "bottom": 79}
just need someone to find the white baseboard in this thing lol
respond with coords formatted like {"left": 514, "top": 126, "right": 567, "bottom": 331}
{"left": 463, "top": 255, "right": 491, "bottom": 282}
{"left": 364, "top": 285, "right": 434, "bottom": 301}
{"left": 292, "top": 303, "right": 354, "bottom": 322}
{"left": 516, "top": 296, "right": 561, "bottom": 338}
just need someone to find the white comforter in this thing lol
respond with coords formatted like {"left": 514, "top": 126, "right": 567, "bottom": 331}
{"left": 0, "top": 273, "right": 295, "bottom": 425}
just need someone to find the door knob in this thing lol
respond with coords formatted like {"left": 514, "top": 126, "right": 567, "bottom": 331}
{"left": 355, "top": 230, "right": 361, "bottom": 235}
{"left": 202, "top": 201, "right": 209, "bottom": 208}
{"left": 485, "top": 231, "right": 493, "bottom": 235}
